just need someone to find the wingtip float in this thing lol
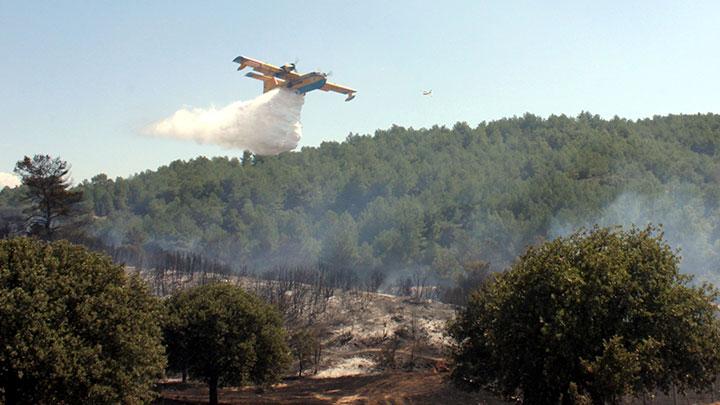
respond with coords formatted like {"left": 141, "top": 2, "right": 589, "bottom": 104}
{"left": 233, "top": 55, "right": 357, "bottom": 102}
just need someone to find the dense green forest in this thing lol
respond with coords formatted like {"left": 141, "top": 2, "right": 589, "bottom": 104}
{"left": 2, "top": 112, "right": 720, "bottom": 286}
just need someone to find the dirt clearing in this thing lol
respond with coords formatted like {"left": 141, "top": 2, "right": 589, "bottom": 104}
{"left": 156, "top": 371, "right": 509, "bottom": 404}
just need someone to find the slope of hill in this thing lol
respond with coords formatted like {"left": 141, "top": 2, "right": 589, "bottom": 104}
{"left": 154, "top": 275, "right": 504, "bottom": 404}
{"left": 152, "top": 280, "right": 720, "bottom": 405}
{"left": 3, "top": 113, "right": 720, "bottom": 284}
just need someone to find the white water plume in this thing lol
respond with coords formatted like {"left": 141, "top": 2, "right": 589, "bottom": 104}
{"left": 146, "top": 88, "right": 304, "bottom": 155}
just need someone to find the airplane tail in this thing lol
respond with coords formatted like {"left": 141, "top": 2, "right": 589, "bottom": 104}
{"left": 245, "top": 72, "right": 283, "bottom": 93}
{"left": 233, "top": 56, "right": 249, "bottom": 71}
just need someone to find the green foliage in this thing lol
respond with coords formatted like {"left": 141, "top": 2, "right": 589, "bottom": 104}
{"left": 164, "top": 283, "right": 290, "bottom": 404}
{"left": 3, "top": 114, "right": 720, "bottom": 283}
{"left": 289, "top": 328, "right": 319, "bottom": 377}
{"left": 449, "top": 226, "right": 720, "bottom": 403}
{"left": 13, "top": 155, "right": 84, "bottom": 239}
{"left": 0, "top": 237, "right": 165, "bottom": 404}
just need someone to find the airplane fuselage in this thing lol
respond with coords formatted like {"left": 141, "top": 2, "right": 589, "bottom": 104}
{"left": 244, "top": 71, "right": 327, "bottom": 95}
{"left": 285, "top": 72, "right": 327, "bottom": 95}
{"left": 234, "top": 55, "right": 356, "bottom": 101}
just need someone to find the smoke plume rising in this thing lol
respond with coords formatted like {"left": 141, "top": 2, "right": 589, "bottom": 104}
{"left": 146, "top": 88, "right": 304, "bottom": 155}
{"left": 551, "top": 187, "right": 720, "bottom": 284}
{"left": 0, "top": 172, "right": 20, "bottom": 189}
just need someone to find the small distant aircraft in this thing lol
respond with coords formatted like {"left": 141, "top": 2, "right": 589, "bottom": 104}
{"left": 422, "top": 90, "right": 433, "bottom": 96}
{"left": 233, "top": 56, "right": 357, "bottom": 102}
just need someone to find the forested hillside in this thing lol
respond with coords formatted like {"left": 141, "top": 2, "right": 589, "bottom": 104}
{"left": 3, "top": 112, "right": 720, "bottom": 285}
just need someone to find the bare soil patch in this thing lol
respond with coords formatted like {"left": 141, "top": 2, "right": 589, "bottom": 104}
{"left": 155, "top": 371, "right": 509, "bottom": 404}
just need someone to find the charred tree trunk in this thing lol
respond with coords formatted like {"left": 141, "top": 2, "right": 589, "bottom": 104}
{"left": 209, "top": 375, "right": 219, "bottom": 405}
{"left": 4, "top": 372, "right": 19, "bottom": 405}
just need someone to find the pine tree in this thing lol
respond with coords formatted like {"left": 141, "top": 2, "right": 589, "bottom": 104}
{"left": 13, "top": 155, "right": 83, "bottom": 239}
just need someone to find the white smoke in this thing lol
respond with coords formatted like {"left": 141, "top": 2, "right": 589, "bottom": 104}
{"left": 0, "top": 172, "right": 21, "bottom": 189}
{"left": 146, "top": 88, "right": 304, "bottom": 155}
{"left": 551, "top": 188, "right": 720, "bottom": 284}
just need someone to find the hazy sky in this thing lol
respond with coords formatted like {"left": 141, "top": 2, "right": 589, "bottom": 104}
{"left": 2, "top": 0, "right": 719, "bottom": 183}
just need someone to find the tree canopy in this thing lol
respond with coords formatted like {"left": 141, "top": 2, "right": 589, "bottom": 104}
{"left": 164, "top": 283, "right": 290, "bottom": 405}
{"left": 12, "top": 155, "right": 83, "bottom": 239}
{"left": 449, "top": 226, "right": 720, "bottom": 404}
{"left": 0, "top": 237, "right": 165, "bottom": 404}
{"left": 2, "top": 113, "right": 719, "bottom": 284}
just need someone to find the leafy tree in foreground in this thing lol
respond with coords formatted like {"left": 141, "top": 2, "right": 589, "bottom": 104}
{"left": 0, "top": 237, "right": 165, "bottom": 404}
{"left": 13, "top": 154, "right": 83, "bottom": 239}
{"left": 449, "top": 226, "right": 720, "bottom": 404}
{"left": 164, "top": 283, "right": 290, "bottom": 405}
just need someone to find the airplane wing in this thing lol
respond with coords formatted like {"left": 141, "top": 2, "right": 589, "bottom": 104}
{"left": 233, "top": 56, "right": 284, "bottom": 76}
{"left": 321, "top": 81, "right": 357, "bottom": 101}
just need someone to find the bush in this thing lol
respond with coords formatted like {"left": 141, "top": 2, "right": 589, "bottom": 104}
{"left": 449, "top": 226, "right": 720, "bottom": 404}
{"left": 0, "top": 237, "right": 165, "bottom": 404}
{"left": 164, "top": 283, "right": 290, "bottom": 405}
{"left": 289, "top": 328, "right": 321, "bottom": 377}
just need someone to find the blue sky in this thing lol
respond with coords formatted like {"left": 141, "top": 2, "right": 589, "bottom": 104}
{"left": 2, "top": 1, "right": 719, "bottom": 183}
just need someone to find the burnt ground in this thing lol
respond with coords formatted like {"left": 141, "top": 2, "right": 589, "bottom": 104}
{"left": 147, "top": 273, "right": 720, "bottom": 405}
{"left": 155, "top": 371, "right": 509, "bottom": 405}
{"left": 155, "top": 376, "right": 720, "bottom": 405}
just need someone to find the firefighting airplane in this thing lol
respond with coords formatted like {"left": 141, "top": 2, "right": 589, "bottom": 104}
{"left": 233, "top": 56, "right": 357, "bottom": 102}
